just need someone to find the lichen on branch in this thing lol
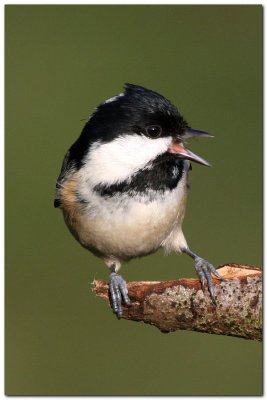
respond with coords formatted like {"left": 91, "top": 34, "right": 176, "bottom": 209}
{"left": 93, "top": 264, "right": 262, "bottom": 341}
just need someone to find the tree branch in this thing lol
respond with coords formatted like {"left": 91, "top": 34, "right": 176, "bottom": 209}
{"left": 92, "top": 264, "right": 262, "bottom": 341}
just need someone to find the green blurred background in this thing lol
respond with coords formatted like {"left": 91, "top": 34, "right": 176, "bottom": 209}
{"left": 5, "top": 5, "right": 262, "bottom": 395}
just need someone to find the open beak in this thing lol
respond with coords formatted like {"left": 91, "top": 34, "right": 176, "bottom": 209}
{"left": 183, "top": 128, "right": 214, "bottom": 140}
{"left": 168, "top": 128, "right": 213, "bottom": 167}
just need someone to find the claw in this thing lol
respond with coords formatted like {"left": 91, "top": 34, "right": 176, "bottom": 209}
{"left": 109, "top": 272, "right": 131, "bottom": 318}
{"left": 209, "top": 264, "right": 225, "bottom": 280}
{"left": 194, "top": 257, "right": 222, "bottom": 305}
{"left": 119, "top": 282, "right": 131, "bottom": 305}
{"left": 198, "top": 270, "right": 206, "bottom": 291}
{"left": 206, "top": 273, "right": 216, "bottom": 304}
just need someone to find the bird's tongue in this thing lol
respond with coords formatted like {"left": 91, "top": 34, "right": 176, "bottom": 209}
{"left": 168, "top": 142, "right": 211, "bottom": 167}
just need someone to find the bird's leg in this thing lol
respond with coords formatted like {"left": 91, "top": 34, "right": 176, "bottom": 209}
{"left": 182, "top": 247, "right": 223, "bottom": 305}
{"left": 109, "top": 265, "right": 131, "bottom": 319}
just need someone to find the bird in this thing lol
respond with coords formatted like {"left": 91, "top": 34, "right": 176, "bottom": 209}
{"left": 54, "top": 83, "right": 222, "bottom": 318}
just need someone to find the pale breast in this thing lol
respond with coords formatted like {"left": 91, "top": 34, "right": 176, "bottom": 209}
{"left": 60, "top": 171, "right": 188, "bottom": 260}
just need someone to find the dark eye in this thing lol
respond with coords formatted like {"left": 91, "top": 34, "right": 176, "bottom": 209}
{"left": 145, "top": 125, "right": 162, "bottom": 139}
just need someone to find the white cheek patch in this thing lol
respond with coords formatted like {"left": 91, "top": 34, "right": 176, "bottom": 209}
{"left": 79, "top": 134, "right": 172, "bottom": 186}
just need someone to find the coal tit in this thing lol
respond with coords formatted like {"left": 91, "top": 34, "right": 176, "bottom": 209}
{"left": 54, "top": 84, "right": 222, "bottom": 318}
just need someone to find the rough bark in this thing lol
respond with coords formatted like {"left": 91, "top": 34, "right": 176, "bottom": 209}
{"left": 92, "top": 264, "right": 262, "bottom": 341}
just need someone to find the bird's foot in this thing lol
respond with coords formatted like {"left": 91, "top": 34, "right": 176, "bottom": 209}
{"left": 109, "top": 272, "right": 131, "bottom": 319}
{"left": 194, "top": 257, "right": 223, "bottom": 305}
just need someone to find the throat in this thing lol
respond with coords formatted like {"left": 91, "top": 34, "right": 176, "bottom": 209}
{"left": 93, "top": 153, "right": 185, "bottom": 198}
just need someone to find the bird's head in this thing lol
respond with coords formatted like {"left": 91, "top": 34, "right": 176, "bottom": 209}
{"left": 71, "top": 84, "right": 212, "bottom": 186}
